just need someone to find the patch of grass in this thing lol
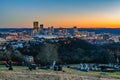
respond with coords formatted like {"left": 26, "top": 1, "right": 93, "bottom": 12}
{"left": 106, "top": 72, "right": 120, "bottom": 79}
{"left": 0, "top": 65, "right": 120, "bottom": 80}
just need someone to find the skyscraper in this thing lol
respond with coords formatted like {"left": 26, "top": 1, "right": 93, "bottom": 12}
{"left": 47, "top": 26, "right": 54, "bottom": 34}
{"left": 73, "top": 26, "right": 78, "bottom": 35}
{"left": 39, "top": 24, "right": 44, "bottom": 34}
{"left": 73, "top": 26, "right": 81, "bottom": 37}
{"left": 50, "top": 26, "right": 54, "bottom": 34}
{"left": 33, "top": 21, "right": 39, "bottom": 35}
{"left": 40, "top": 24, "right": 44, "bottom": 29}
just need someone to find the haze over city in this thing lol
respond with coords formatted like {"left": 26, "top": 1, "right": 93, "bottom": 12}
{"left": 1, "top": 0, "right": 120, "bottom": 28}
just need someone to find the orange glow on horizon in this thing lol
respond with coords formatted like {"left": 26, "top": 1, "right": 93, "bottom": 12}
{"left": 6, "top": 15, "right": 120, "bottom": 28}
{"left": 25, "top": 22, "right": 120, "bottom": 28}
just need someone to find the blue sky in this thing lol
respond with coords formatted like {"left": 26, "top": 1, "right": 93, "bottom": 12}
{"left": 0, "top": 0, "right": 120, "bottom": 28}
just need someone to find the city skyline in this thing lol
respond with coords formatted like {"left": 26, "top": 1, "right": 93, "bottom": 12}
{"left": 1, "top": 0, "right": 120, "bottom": 28}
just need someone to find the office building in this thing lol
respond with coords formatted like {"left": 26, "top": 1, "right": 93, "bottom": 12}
{"left": 33, "top": 21, "right": 39, "bottom": 35}
{"left": 39, "top": 24, "right": 44, "bottom": 34}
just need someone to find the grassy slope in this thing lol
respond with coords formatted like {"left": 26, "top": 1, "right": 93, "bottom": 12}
{"left": 0, "top": 65, "right": 120, "bottom": 80}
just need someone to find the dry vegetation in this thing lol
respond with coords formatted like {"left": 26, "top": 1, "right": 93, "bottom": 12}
{"left": 0, "top": 65, "right": 120, "bottom": 80}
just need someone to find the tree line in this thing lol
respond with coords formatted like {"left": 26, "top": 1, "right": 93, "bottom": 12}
{"left": 0, "top": 38, "right": 120, "bottom": 65}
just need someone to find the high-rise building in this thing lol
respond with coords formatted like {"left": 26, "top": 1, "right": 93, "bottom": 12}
{"left": 33, "top": 21, "right": 39, "bottom": 35}
{"left": 40, "top": 24, "right": 44, "bottom": 30}
{"left": 73, "top": 26, "right": 78, "bottom": 34}
{"left": 47, "top": 27, "right": 51, "bottom": 34}
{"left": 39, "top": 24, "right": 44, "bottom": 34}
{"left": 51, "top": 26, "right": 54, "bottom": 34}
{"left": 33, "top": 21, "right": 39, "bottom": 30}
{"left": 47, "top": 26, "right": 54, "bottom": 34}
{"left": 73, "top": 26, "right": 81, "bottom": 37}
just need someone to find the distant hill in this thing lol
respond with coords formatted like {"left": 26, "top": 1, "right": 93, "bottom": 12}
{"left": 0, "top": 28, "right": 120, "bottom": 34}
{"left": 78, "top": 28, "right": 120, "bottom": 34}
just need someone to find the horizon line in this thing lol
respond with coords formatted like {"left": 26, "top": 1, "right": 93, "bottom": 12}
{"left": 0, "top": 27, "right": 120, "bottom": 29}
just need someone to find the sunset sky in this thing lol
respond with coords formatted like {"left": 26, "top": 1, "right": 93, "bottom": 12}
{"left": 0, "top": 0, "right": 120, "bottom": 28}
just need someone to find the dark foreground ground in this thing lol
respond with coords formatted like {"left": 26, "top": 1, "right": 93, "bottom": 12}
{"left": 0, "top": 65, "right": 120, "bottom": 80}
